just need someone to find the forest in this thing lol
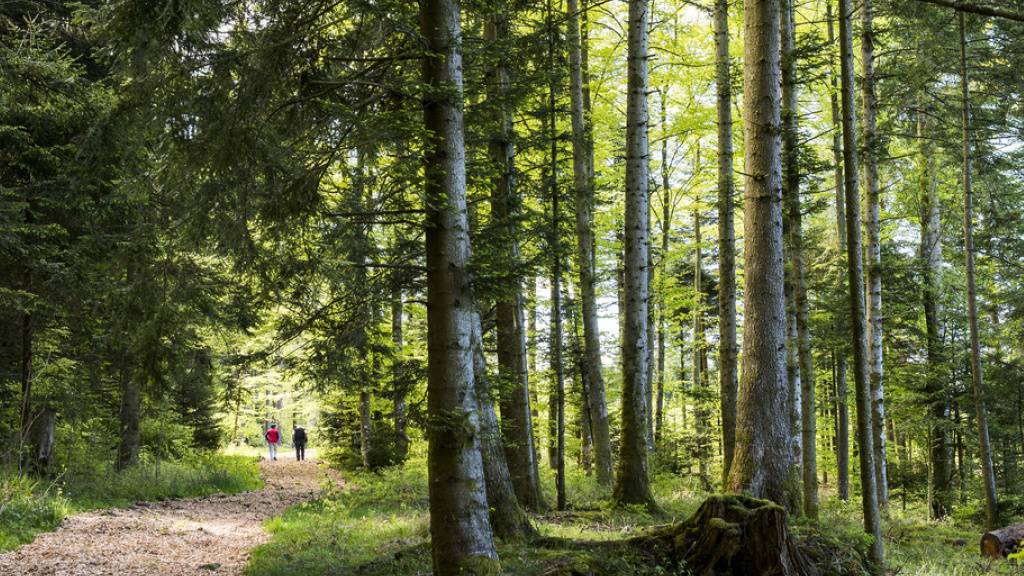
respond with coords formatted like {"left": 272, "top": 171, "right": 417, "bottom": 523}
{"left": 3, "top": 0, "right": 1024, "bottom": 574}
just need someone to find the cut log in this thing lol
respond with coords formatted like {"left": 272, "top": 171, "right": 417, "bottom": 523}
{"left": 981, "top": 524, "right": 1024, "bottom": 558}
{"left": 630, "top": 495, "right": 819, "bottom": 576}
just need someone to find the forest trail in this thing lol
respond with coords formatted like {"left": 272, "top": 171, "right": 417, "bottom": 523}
{"left": 0, "top": 456, "right": 334, "bottom": 576}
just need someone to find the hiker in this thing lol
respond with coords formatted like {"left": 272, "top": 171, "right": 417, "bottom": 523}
{"left": 293, "top": 426, "right": 308, "bottom": 461}
{"left": 265, "top": 423, "right": 280, "bottom": 461}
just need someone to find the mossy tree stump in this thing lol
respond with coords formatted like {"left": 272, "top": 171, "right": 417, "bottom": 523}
{"left": 630, "top": 495, "right": 817, "bottom": 576}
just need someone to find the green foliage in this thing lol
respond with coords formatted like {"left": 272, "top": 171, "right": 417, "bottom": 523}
{"left": 0, "top": 474, "right": 68, "bottom": 552}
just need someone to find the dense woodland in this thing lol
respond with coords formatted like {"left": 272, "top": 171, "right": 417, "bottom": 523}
{"left": 4, "top": 0, "right": 1024, "bottom": 574}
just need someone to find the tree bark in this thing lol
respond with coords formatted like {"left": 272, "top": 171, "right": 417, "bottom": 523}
{"left": 981, "top": 524, "right": 1024, "bottom": 558}
{"left": 116, "top": 355, "right": 142, "bottom": 471}
{"left": 656, "top": 87, "right": 671, "bottom": 448}
{"left": 392, "top": 281, "right": 409, "bottom": 462}
{"left": 781, "top": 0, "right": 803, "bottom": 508}
{"left": 28, "top": 407, "right": 56, "bottom": 475}
{"left": 614, "top": 0, "right": 655, "bottom": 511}
{"left": 912, "top": 0, "right": 1024, "bottom": 22}
{"left": 420, "top": 0, "right": 500, "bottom": 570}
{"left": 713, "top": 0, "right": 738, "bottom": 490}
{"left": 18, "top": 309, "right": 33, "bottom": 473}
{"left": 861, "top": 0, "right": 889, "bottom": 511}
{"left": 827, "top": 0, "right": 851, "bottom": 504}
{"left": 727, "top": 0, "right": 795, "bottom": 510}
{"left": 781, "top": 0, "right": 818, "bottom": 520}
{"left": 838, "top": 0, "right": 885, "bottom": 567}
{"left": 958, "top": 11, "right": 999, "bottom": 530}
{"left": 471, "top": 313, "right": 537, "bottom": 542}
{"left": 547, "top": 0, "right": 566, "bottom": 509}
{"left": 486, "top": 0, "right": 544, "bottom": 512}
{"left": 693, "top": 207, "right": 711, "bottom": 492}
{"left": 918, "top": 107, "right": 951, "bottom": 520}
{"left": 567, "top": 0, "right": 613, "bottom": 486}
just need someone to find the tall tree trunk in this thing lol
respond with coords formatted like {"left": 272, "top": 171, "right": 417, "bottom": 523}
{"left": 547, "top": 0, "right": 566, "bottom": 510}
{"left": 18, "top": 309, "right": 32, "bottom": 472}
{"left": 838, "top": 0, "right": 885, "bottom": 567}
{"left": 861, "top": 0, "right": 889, "bottom": 511}
{"left": 727, "top": 0, "right": 795, "bottom": 509}
{"left": 116, "top": 354, "right": 141, "bottom": 471}
{"left": 656, "top": 88, "right": 671, "bottom": 447}
{"left": 471, "top": 313, "right": 537, "bottom": 541}
{"left": 420, "top": 0, "right": 500, "bottom": 571}
{"left": 614, "top": 0, "right": 655, "bottom": 511}
{"left": 918, "top": 108, "right": 951, "bottom": 520}
{"left": 693, "top": 207, "right": 711, "bottom": 491}
{"left": 486, "top": 1, "right": 544, "bottom": 511}
{"left": 392, "top": 281, "right": 409, "bottom": 462}
{"left": 646, "top": 238, "right": 656, "bottom": 453}
{"left": 827, "top": 0, "right": 850, "bottom": 502}
{"left": 781, "top": 0, "right": 818, "bottom": 520}
{"left": 569, "top": 282, "right": 594, "bottom": 474}
{"left": 566, "top": 0, "right": 613, "bottom": 486}
{"left": 353, "top": 154, "right": 373, "bottom": 470}
{"left": 958, "top": 12, "right": 998, "bottom": 530}
{"left": 714, "top": 0, "right": 738, "bottom": 490}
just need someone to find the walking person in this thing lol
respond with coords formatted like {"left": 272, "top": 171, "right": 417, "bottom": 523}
{"left": 293, "top": 426, "right": 308, "bottom": 461}
{"left": 265, "top": 423, "right": 280, "bottom": 461}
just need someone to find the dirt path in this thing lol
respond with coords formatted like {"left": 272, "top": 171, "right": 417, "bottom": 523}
{"left": 0, "top": 456, "right": 333, "bottom": 576}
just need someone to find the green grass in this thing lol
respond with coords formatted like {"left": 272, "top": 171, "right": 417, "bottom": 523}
{"left": 246, "top": 458, "right": 1021, "bottom": 576}
{"left": 246, "top": 460, "right": 430, "bottom": 576}
{"left": 0, "top": 453, "right": 263, "bottom": 552}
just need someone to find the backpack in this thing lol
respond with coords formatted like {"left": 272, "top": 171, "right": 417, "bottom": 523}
{"left": 265, "top": 428, "right": 279, "bottom": 443}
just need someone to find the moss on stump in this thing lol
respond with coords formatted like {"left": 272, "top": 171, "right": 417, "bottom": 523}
{"left": 625, "top": 495, "right": 817, "bottom": 576}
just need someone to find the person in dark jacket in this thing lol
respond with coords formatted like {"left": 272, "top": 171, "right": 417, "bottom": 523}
{"left": 293, "top": 426, "right": 308, "bottom": 461}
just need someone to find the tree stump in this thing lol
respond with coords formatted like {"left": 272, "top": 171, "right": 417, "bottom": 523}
{"left": 981, "top": 524, "right": 1024, "bottom": 558}
{"left": 631, "top": 495, "right": 818, "bottom": 576}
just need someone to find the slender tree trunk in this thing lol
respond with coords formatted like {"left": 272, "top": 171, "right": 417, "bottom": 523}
{"left": 827, "top": 0, "right": 850, "bottom": 502}
{"left": 116, "top": 354, "right": 141, "bottom": 471}
{"left": 420, "top": 0, "right": 500, "bottom": 570}
{"left": 646, "top": 239, "right": 656, "bottom": 453}
{"left": 353, "top": 154, "right": 374, "bottom": 470}
{"left": 693, "top": 207, "right": 711, "bottom": 491}
{"left": 861, "top": 0, "right": 889, "bottom": 511}
{"left": 614, "top": 0, "right": 656, "bottom": 511}
{"left": 392, "top": 281, "right": 409, "bottom": 462}
{"left": 569, "top": 282, "right": 594, "bottom": 474}
{"left": 546, "top": 0, "right": 566, "bottom": 510}
{"left": 566, "top": 0, "right": 613, "bottom": 486}
{"left": 656, "top": 88, "right": 671, "bottom": 447}
{"left": 471, "top": 313, "right": 537, "bottom": 541}
{"left": 486, "top": 2, "right": 544, "bottom": 511}
{"left": 959, "top": 12, "right": 998, "bottom": 530}
{"left": 727, "top": 0, "right": 795, "bottom": 510}
{"left": 18, "top": 309, "right": 33, "bottom": 472}
{"left": 714, "top": 0, "right": 738, "bottom": 491}
{"left": 781, "top": 0, "right": 818, "bottom": 520}
{"left": 838, "top": 0, "right": 885, "bottom": 567}
{"left": 782, "top": 0, "right": 798, "bottom": 498}
{"left": 918, "top": 108, "right": 951, "bottom": 520}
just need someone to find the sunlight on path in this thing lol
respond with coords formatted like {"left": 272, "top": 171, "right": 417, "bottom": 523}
{"left": 0, "top": 456, "right": 337, "bottom": 576}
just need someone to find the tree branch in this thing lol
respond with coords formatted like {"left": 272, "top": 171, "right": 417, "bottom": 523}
{"left": 912, "top": 0, "right": 1024, "bottom": 22}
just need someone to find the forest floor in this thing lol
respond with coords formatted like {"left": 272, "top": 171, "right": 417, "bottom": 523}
{"left": 245, "top": 456, "right": 1024, "bottom": 576}
{"left": 0, "top": 454, "right": 336, "bottom": 576}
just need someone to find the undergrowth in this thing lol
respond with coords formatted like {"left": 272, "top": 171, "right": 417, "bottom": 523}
{"left": 0, "top": 452, "right": 262, "bottom": 552}
{"left": 247, "top": 456, "right": 1019, "bottom": 576}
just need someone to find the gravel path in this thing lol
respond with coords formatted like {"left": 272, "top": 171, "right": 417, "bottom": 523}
{"left": 0, "top": 456, "right": 333, "bottom": 576}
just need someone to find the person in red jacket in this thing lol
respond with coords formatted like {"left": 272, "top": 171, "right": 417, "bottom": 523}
{"left": 264, "top": 424, "right": 280, "bottom": 461}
